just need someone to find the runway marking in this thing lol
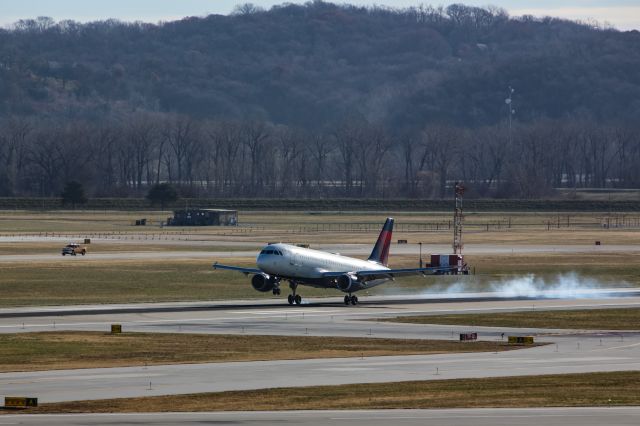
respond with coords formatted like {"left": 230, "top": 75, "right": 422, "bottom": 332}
{"left": 376, "top": 302, "right": 640, "bottom": 317}
{"left": 0, "top": 308, "right": 423, "bottom": 330}
{"left": 2, "top": 301, "right": 640, "bottom": 334}
{"left": 1, "top": 372, "right": 164, "bottom": 384}
{"left": 330, "top": 414, "right": 619, "bottom": 420}
{"left": 592, "top": 341, "right": 640, "bottom": 351}
{"left": 231, "top": 309, "right": 344, "bottom": 315}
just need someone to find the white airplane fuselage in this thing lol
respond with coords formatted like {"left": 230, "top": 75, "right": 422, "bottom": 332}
{"left": 257, "top": 243, "right": 390, "bottom": 288}
{"left": 213, "top": 217, "right": 440, "bottom": 305}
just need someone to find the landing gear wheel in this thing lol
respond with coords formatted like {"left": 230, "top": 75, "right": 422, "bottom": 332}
{"left": 344, "top": 295, "right": 350, "bottom": 305}
{"left": 350, "top": 295, "right": 358, "bottom": 305}
{"left": 273, "top": 287, "right": 281, "bottom": 296}
{"left": 288, "top": 281, "right": 300, "bottom": 306}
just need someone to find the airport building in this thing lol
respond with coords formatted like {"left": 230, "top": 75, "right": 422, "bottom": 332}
{"left": 167, "top": 208, "right": 238, "bottom": 226}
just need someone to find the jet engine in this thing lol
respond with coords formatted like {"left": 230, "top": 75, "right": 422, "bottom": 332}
{"left": 336, "top": 274, "right": 357, "bottom": 292}
{"left": 251, "top": 273, "right": 276, "bottom": 292}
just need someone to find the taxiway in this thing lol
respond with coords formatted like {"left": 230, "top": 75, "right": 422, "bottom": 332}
{"left": 3, "top": 407, "right": 640, "bottom": 426}
{"left": 1, "top": 292, "right": 639, "bottom": 403}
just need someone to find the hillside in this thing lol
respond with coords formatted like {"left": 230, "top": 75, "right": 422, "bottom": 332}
{"left": 1, "top": 2, "right": 639, "bottom": 129}
{"left": 0, "top": 2, "right": 639, "bottom": 200}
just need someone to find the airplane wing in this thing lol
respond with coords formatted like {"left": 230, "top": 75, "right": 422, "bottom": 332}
{"left": 212, "top": 262, "right": 262, "bottom": 275}
{"left": 321, "top": 266, "right": 457, "bottom": 281}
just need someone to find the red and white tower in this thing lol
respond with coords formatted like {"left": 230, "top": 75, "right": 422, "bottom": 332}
{"left": 453, "top": 181, "right": 465, "bottom": 255}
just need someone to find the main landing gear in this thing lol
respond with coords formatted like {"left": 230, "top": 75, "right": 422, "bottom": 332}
{"left": 344, "top": 294, "right": 358, "bottom": 305}
{"left": 287, "top": 281, "right": 302, "bottom": 305}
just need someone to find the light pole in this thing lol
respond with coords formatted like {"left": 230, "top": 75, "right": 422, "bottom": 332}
{"left": 505, "top": 86, "right": 515, "bottom": 142}
{"left": 419, "top": 242, "right": 423, "bottom": 268}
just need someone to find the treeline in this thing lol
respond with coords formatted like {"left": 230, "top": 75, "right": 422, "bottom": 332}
{"left": 2, "top": 197, "right": 640, "bottom": 212}
{"left": 1, "top": 2, "right": 640, "bottom": 200}
{"left": 1, "top": 115, "right": 638, "bottom": 199}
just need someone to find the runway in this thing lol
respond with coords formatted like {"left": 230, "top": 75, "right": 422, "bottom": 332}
{"left": 1, "top": 292, "right": 640, "bottom": 403}
{"left": 2, "top": 287, "right": 640, "bottom": 318}
{"left": 3, "top": 408, "right": 640, "bottom": 426}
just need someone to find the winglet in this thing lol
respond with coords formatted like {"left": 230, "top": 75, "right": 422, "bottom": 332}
{"left": 368, "top": 217, "right": 393, "bottom": 266}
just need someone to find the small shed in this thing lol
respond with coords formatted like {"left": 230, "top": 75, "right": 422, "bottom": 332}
{"left": 167, "top": 209, "right": 238, "bottom": 226}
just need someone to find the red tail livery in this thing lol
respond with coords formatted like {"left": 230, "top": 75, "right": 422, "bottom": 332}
{"left": 368, "top": 217, "right": 393, "bottom": 266}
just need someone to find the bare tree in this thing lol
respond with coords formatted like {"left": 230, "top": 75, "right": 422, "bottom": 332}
{"left": 126, "top": 113, "right": 158, "bottom": 191}
{"left": 309, "top": 131, "right": 334, "bottom": 196}
{"left": 25, "top": 128, "right": 65, "bottom": 196}
{"left": 162, "top": 115, "right": 199, "bottom": 187}
{"left": 0, "top": 118, "right": 31, "bottom": 195}
{"left": 91, "top": 123, "right": 120, "bottom": 195}
{"left": 241, "top": 121, "right": 270, "bottom": 194}
{"left": 421, "top": 125, "right": 463, "bottom": 198}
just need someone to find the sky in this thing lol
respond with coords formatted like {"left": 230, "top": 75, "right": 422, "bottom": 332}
{"left": 1, "top": 1, "right": 639, "bottom": 31}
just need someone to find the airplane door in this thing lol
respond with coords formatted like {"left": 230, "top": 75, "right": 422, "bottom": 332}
{"left": 289, "top": 253, "right": 301, "bottom": 274}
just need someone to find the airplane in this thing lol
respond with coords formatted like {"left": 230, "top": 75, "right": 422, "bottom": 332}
{"left": 213, "top": 217, "right": 457, "bottom": 306}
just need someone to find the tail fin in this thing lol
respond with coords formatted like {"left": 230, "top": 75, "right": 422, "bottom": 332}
{"left": 368, "top": 217, "right": 393, "bottom": 266}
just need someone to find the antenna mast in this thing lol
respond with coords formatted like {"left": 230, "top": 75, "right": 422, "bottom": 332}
{"left": 453, "top": 181, "right": 465, "bottom": 255}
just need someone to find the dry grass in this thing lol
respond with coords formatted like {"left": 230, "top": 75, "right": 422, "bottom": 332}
{"left": 1, "top": 250, "right": 640, "bottom": 307}
{"left": 1, "top": 210, "right": 639, "bottom": 307}
{"left": 0, "top": 331, "right": 518, "bottom": 373}
{"left": 0, "top": 259, "right": 268, "bottom": 307}
{"left": 381, "top": 308, "right": 640, "bottom": 330}
{"left": 22, "top": 371, "right": 640, "bottom": 413}
{"left": 2, "top": 210, "right": 640, "bottom": 245}
{"left": 0, "top": 211, "right": 170, "bottom": 233}
{"left": 0, "top": 242, "right": 257, "bottom": 255}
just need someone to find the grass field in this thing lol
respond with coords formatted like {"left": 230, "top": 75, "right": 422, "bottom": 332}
{"left": 0, "top": 260, "right": 259, "bottom": 306}
{"left": 20, "top": 371, "right": 640, "bottom": 413}
{"left": 0, "top": 210, "right": 639, "bottom": 307}
{"left": 1, "top": 210, "right": 640, "bottom": 244}
{"left": 381, "top": 308, "right": 640, "bottom": 330}
{"left": 0, "top": 242, "right": 258, "bottom": 255}
{"left": 0, "top": 250, "right": 639, "bottom": 307}
{"left": 0, "top": 331, "right": 520, "bottom": 373}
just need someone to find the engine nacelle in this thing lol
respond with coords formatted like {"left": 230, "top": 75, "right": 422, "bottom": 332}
{"left": 251, "top": 273, "right": 276, "bottom": 293}
{"left": 336, "top": 274, "right": 356, "bottom": 292}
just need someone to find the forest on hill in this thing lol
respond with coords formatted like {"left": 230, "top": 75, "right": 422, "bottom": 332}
{"left": 0, "top": 2, "right": 639, "bottom": 199}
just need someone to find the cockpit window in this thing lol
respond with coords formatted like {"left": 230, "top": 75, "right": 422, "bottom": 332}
{"left": 261, "top": 249, "right": 283, "bottom": 255}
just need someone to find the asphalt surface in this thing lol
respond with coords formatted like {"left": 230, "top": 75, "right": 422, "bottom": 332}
{"left": 0, "top": 240, "right": 636, "bottom": 263}
{"left": 1, "top": 292, "right": 640, "bottom": 403}
{"left": 2, "top": 408, "right": 640, "bottom": 426}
